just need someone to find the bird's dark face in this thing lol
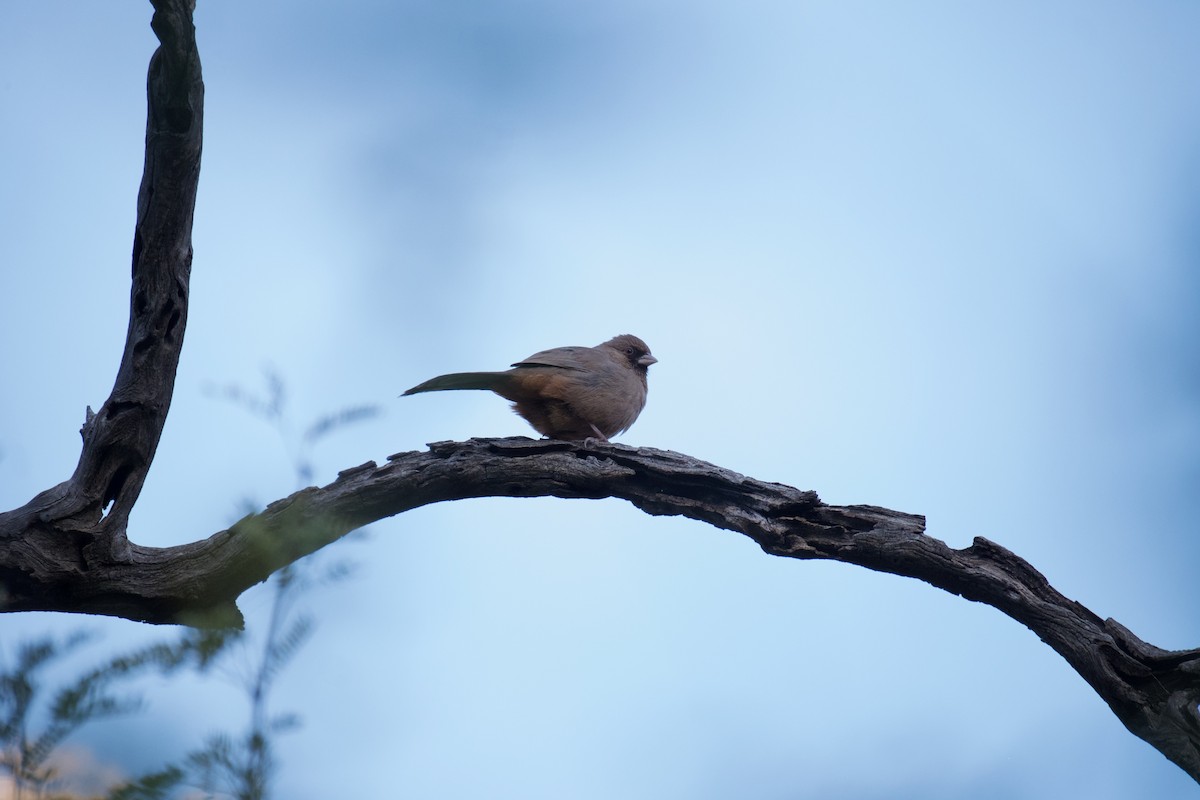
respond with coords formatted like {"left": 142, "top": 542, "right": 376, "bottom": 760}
{"left": 606, "top": 334, "right": 657, "bottom": 372}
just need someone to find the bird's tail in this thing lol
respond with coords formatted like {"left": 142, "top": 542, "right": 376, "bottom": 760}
{"left": 402, "top": 371, "right": 509, "bottom": 396}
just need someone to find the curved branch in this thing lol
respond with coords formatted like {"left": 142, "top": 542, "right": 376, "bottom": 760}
{"left": 3, "top": 436, "right": 1199, "bottom": 781}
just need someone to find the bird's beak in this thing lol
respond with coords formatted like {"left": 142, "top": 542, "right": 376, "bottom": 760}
{"left": 638, "top": 353, "right": 658, "bottom": 367}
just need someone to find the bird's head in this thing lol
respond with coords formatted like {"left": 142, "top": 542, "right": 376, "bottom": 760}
{"left": 605, "top": 334, "right": 657, "bottom": 371}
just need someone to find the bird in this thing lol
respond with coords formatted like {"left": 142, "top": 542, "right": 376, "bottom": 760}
{"left": 402, "top": 334, "right": 657, "bottom": 441}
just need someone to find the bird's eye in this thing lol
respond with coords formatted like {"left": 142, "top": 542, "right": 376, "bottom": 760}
{"left": 625, "top": 347, "right": 635, "bottom": 355}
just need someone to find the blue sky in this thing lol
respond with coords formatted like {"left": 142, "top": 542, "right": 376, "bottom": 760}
{"left": 1, "top": 1, "right": 1198, "bottom": 797}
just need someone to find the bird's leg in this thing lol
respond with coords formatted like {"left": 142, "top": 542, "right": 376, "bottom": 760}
{"left": 582, "top": 424, "right": 610, "bottom": 448}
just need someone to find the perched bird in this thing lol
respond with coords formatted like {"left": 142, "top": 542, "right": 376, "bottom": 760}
{"left": 402, "top": 334, "right": 656, "bottom": 441}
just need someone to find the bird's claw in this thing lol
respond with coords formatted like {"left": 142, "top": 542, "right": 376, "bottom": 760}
{"left": 582, "top": 425, "right": 610, "bottom": 448}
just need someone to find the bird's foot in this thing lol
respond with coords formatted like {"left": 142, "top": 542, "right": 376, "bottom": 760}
{"left": 582, "top": 425, "right": 610, "bottom": 448}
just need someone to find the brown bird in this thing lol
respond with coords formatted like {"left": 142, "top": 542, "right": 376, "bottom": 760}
{"left": 402, "top": 334, "right": 657, "bottom": 441}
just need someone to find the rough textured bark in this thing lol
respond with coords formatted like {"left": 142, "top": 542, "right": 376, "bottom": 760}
{"left": 4, "top": 433, "right": 1200, "bottom": 780}
{"left": 0, "top": 0, "right": 1197, "bottom": 787}
{"left": 0, "top": 0, "right": 201, "bottom": 595}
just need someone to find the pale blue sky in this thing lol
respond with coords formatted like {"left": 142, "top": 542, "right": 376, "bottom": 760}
{"left": 1, "top": 1, "right": 1198, "bottom": 798}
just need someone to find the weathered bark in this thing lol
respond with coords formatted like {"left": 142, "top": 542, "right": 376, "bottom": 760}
{"left": 4, "top": 432, "right": 1200, "bottom": 780}
{"left": 0, "top": 0, "right": 1197, "bottom": 787}
{"left": 0, "top": 0, "right": 201, "bottom": 594}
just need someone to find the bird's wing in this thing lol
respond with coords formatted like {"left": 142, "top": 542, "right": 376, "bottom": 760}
{"left": 511, "top": 346, "right": 593, "bottom": 372}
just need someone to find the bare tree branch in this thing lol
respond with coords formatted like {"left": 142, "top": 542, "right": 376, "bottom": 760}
{"left": 0, "top": 0, "right": 201, "bottom": 570}
{"left": 5, "top": 430, "right": 1200, "bottom": 781}
{"left": 0, "top": 0, "right": 1197, "bottom": 787}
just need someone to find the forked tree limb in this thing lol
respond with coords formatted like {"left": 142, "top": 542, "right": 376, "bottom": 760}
{"left": 0, "top": 0, "right": 1197, "bottom": 787}
{"left": 0, "top": 0, "right": 201, "bottom": 567}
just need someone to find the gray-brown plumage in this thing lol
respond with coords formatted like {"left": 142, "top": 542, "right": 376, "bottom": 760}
{"left": 402, "top": 334, "right": 656, "bottom": 441}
